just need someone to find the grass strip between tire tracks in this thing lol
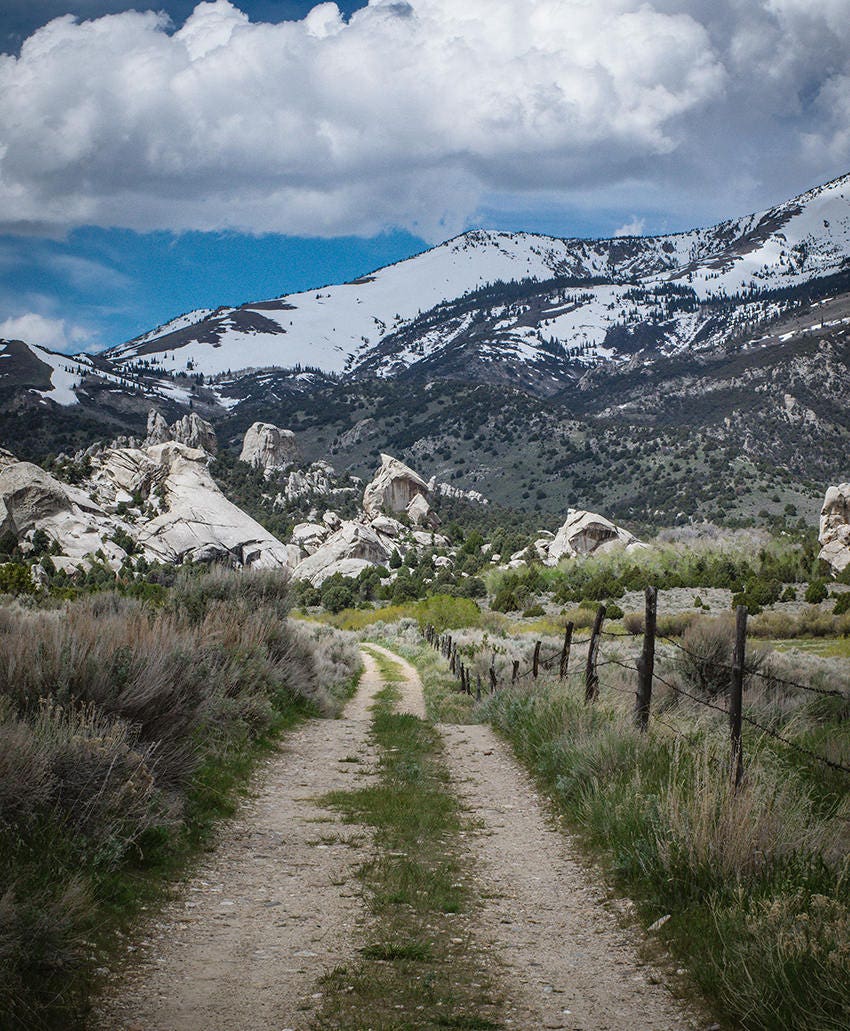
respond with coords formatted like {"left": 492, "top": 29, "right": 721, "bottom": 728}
{"left": 314, "top": 649, "right": 502, "bottom": 1030}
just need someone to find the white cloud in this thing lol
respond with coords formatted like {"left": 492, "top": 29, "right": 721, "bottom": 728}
{"left": 614, "top": 217, "right": 647, "bottom": 238}
{"left": 0, "top": 312, "right": 91, "bottom": 351}
{"left": 0, "top": 1, "right": 848, "bottom": 240}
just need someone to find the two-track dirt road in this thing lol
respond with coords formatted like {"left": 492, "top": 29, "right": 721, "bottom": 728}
{"left": 93, "top": 646, "right": 701, "bottom": 1031}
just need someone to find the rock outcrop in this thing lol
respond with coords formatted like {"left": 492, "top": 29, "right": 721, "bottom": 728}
{"left": 0, "top": 442, "right": 292, "bottom": 571}
{"left": 146, "top": 410, "right": 170, "bottom": 445}
{"left": 144, "top": 410, "right": 217, "bottom": 454}
{"left": 819, "top": 484, "right": 850, "bottom": 574}
{"left": 292, "top": 522, "right": 396, "bottom": 587}
{"left": 240, "top": 422, "right": 299, "bottom": 474}
{"left": 275, "top": 461, "right": 347, "bottom": 503}
{"left": 0, "top": 461, "right": 126, "bottom": 565}
{"left": 335, "top": 417, "right": 378, "bottom": 449}
{"left": 543, "top": 509, "right": 644, "bottom": 566}
{"left": 429, "top": 478, "right": 489, "bottom": 506}
{"left": 170, "top": 413, "right": 217, "bottom": 454}
{"left": 363, "top": 454, "right": 430, "bottom": 519}
{"left": 131, "top": 444, "right": 286, "bottom": 567}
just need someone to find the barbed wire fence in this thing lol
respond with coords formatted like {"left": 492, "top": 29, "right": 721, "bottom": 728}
{"left": 422, "top": 586, "right": 850, "bottom": 785}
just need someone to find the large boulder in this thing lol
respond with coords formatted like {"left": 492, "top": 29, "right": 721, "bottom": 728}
{"left": 545, "top": 509, "right": 644, "bottom": 565}
{"left": 407, "top": 492, "right": 439, "bottom": 528}
{"left": 0, "top": 443, "right": 296, "bottom": 572}
{"left": 363, "top": 454, "right": 430, "bottom": 519}
{"left": 145, "top": 409, "right": 170, "bottom": 445}
{"left": 819, "top": 484, "right": 850, "bottom": 574}
{"left": 240, "top": 422, "right": 299, "bottom": 474}
{"left": 0, "top": 461, "right": 125, "bottom": 565}
{"left": 171, "top": 413, "right": 217, "bottom": 454}
{"left": 132, "top": 443, "right": 291, "bottom": 568}
{"left": 144, "top": 410, "right": 217, "bottom": 454}
{"left": 292, "top": 521, "right": 396, "bottom": 587}
{"left": 291, "top": 521, "right": 331, "bottom": 555}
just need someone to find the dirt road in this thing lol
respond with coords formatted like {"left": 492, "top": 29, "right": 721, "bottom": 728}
{"left": 92, "top": 650, "right": 385, "bottom": 1031}
{"left": 94, "top": 645, "right": 700, "bottom": 1031}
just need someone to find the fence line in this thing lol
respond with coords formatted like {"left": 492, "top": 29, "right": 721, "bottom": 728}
{"left": 421, "top": 585, "right": 850, "bottom": 782}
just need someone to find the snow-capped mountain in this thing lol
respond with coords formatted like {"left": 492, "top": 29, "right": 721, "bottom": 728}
{"left": 104, "top": 173, "right": 850, "bottom": 386}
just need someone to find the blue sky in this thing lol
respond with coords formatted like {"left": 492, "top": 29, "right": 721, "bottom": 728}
{"left": 1, "top": 1, "right": 849, "bottom": 352}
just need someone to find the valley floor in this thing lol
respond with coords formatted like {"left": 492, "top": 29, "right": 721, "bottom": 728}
{"left": 92, "top": 647, "right": 703, "bottom": 1031}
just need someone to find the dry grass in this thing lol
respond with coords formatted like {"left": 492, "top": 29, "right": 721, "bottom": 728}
{"left": 0, "top": 569, "right": 360, "bottom": 1030}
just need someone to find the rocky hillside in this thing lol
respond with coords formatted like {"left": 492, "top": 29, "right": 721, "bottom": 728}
{"left": 1, "top": 174, "right": 850, "bottom": 527}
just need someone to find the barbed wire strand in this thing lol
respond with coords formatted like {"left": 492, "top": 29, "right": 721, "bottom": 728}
{"left": 657, "top": 633, "right": 846, "bottom": 699}
{"left": 740, "top": 712, "right": 850, "bottom": 776}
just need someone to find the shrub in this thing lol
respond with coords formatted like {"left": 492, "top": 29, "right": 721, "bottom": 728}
{"left": 0, "top": 563, "right": 34, "bottom": 596}
{"left": 492, "top": 586, "right": 520, "bottom": 612}
{"left": 605, "top": 603, "right": 625, "bottom": 620}
{"left": 522, "top": 604, "right": 546, "bottom": 618}
{"left": 322, "top": 581, "right": 355, "bottom": 614}
{"left": 675, "top": 616, "right": 736, "bottom": 696}
{"left": 805, "top": 580, "right": 829, "bottom": 604}
{"left": 833, "top": 592, "right": 850, "bottom": 616}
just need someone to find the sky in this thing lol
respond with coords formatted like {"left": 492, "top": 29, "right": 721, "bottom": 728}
{"left": 1, "top": 0, "right": 850, "bottom": 353}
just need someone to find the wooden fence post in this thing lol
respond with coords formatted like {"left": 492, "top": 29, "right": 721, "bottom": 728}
{"left": 532, "top": 640, "right": 541, "bottom": 679}
{"left": 559, "top": 621, "right": 574, "bottom": 680}
{"left": 585, "top": 604, "right": 606, "bottom": 703}
{"left": 635, "top": 586, "right": 657, "bottom": 731}
{"left": 476, "top": 674, "right": 482, "bottom": 701}
{"left": 512, "top": 659, "right": 520, "bottom": 684}
{"left": 730, "top": 605, "right": 747, "bottom": 788}
{"left": 489, "top": 665, "right": 497, "bottom": 693}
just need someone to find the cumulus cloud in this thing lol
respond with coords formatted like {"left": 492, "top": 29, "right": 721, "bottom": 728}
{"left": 0, "top": 312, "right": 91, "bottom": 351}
{"left": 0, "top": 0, "right": 848, "bottom": 240}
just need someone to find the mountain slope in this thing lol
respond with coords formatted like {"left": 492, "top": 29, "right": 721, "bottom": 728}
{"left": 104, "top": 173, "right": 850, "bottom": 385}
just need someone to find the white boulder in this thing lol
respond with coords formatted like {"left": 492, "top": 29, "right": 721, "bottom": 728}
{"left": 171, "top": 413, "right": 217, "bottom": 454}
{"left": 292, "top": 521, "right": 396, "bottom": 587}
{"left": 819, "top": 484, "right": 850, "bottom": 574}
{"left": 291, "top": 521, "right": 331, "bottom": 555}
{"left": 363, "top": 454, "right": 430, "bottom": 519}
{"left": 545, "top": 509, "right": 644, "bottom": 565}
{"left": 370, "top": 515, "right": 405, "bottom": 537}
{"left": 132, "top": 443, "right": 291, "bottom": 568}
{"left": 144, "top": 409, "right": 217, "bottom": 454}
{"left": 240, "top": 422, "right": 299, "bottom": 474}
{"left": 407, "top": 492, "right": 438, "bottom": 528}
{"left": 0, "top": 461, "right": 126, "bottom": 567}
{"left": 145, "top": 410, "right": 170, "bottom": 445}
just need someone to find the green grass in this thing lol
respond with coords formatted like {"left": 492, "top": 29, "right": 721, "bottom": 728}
{"left": 304, "top": 595, "right": 487, "bottom": 634}
{"left": 483, "top": 676, "right": 850, "bottom": 1031}
{"left": 771, "top": 636, "right": 850, "bottom": 658}
{"left": 314, "top": 653, "right": 502, "bottom": 1030}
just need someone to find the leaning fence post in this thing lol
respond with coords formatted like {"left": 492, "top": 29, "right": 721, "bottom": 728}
{"left": 512, "top": 659, "right": 520, "bottom": 684}
{"left": 559, "top": 621, "right": 574, "bottom": 680}
{"left": 635, "top": 586, "right": 657, "bottom": 731}
{"left": 532, "top": 640, "right": 541, "bottom": 679}
{"left": 730, "top": 604, "right": 747, "bottom": 788}
{"left": 585, "top": 604, "right": 606, "bottom": 703}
